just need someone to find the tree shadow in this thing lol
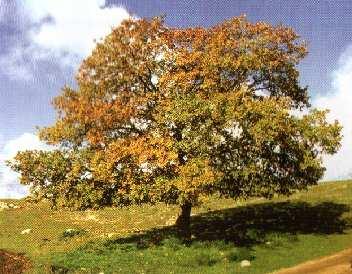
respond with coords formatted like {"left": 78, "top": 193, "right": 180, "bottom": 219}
{"left": 102, "top": 201, "right": 350, "bottom": 249}
{"left": 48, "top": 201, "right": 351, "bottom": 272}
{"left": 191, "top": 201, "right": 350, "bottom": 246}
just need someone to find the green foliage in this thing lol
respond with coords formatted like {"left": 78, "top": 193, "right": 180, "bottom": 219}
{"left": 60, "top": 228, "right": 86, "bottom": 240}
{"left": 226, "top": 247, "right": 254, "bottom": 262}
{"left": 7, "top": 16, "right": 341, "bottom": 216}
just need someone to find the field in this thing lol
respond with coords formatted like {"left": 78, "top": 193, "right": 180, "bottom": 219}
{"left": 1, "top": 180, "right": 352, "bottom": 273}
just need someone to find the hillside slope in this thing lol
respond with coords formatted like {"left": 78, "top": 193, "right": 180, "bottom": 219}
{"left": 1, "top": 180, "right": 352, "bottom": 273}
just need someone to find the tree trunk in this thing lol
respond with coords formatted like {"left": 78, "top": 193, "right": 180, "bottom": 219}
{"left": 175, "top": 201, "right": 192, "bottom": 241}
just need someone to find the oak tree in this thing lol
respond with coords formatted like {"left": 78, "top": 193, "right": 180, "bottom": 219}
{"left": 8, "top": 16, "right": 341, "bottom": 236}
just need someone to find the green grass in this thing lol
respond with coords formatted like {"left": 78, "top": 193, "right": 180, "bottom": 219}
{"left": 1, "top": 180, "right": 352, "bottom": 273}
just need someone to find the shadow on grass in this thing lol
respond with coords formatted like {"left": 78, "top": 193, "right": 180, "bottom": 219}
{"left": 106, "top": 201, "right": 350, "bottom": 248}
{"left": 48, "top": 201, "right": 350, "bottom": 273}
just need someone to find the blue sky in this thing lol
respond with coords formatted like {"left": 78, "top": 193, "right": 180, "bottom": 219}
{"left": 1, "top": 0, "right": 352, "bottom": 197}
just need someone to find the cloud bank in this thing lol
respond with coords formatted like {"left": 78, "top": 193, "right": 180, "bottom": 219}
{"left": 23, "top": 0, "right": 131, "bottom": 63}
{"left": 0, "top": 133, "right": 51, "bottom": 198}
{"left": 314, "top": 46, "right": 352, "bottom": 181}
{"left": 0, "top": 0, "right": 131, "bottom": 80}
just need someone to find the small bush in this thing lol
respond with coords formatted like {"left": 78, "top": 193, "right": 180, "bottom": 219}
{"left": 246, "top": 228, "right": 263, "bottom": 242}
{"left": 264, "top": 233, "right": 298, "bottom": 248}
{"left": 161, "top": 237, "right": 184, "bottom": 250}
{"left": 194, "top": 251, "right": 219, "bottom": 266}
{"left": 60, "top": 228, "right": 86, "bottom": 240}
{"left": 226, "top": 247, "right": 254, "bottom": 262}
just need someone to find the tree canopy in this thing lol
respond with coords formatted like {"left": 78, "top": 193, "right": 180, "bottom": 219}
{"left": 8, "top": 16, "right": 341, "bottom": 233}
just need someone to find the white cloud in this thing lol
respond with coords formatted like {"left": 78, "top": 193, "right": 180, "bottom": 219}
{"left": 23, "top": 0, "right": 131, "bottom": 58}
{"left": 314, "top": 45, "right": 352, "bottom": 180}
{"left": 28, "top": 0, "right": 130, "bottom": 61}
{"left": 0, "top": 133, "right": 51, "bottom": 199}
{"left": 2, "top": 0, "right": 131, "bottom": 80}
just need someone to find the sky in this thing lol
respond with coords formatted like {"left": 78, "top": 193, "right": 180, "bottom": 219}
{"left": 1, "top": 0, "right": 352, "bottom": 198}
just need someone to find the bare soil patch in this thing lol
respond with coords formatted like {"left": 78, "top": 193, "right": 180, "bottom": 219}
{"left": 275, "top": 248, "right": 352, "bottom": 274}
{"left": 0, "top": 250, "right": 31, "bottom": 274}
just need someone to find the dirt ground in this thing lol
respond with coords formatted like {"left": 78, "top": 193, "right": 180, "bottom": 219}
{"left": 0, "top": 250, "right": 31, "bottom": 274}
{"left": 275, "top": 248, "right": 352, "bottom": 274}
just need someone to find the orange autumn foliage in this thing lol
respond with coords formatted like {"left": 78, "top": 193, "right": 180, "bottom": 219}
{"left": 9, "top": 16, "right": 340, "bottom": 223}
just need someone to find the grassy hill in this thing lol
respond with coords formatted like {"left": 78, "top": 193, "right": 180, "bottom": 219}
{"left": 1, "top": 180, "right": 352, "bottom": 273}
